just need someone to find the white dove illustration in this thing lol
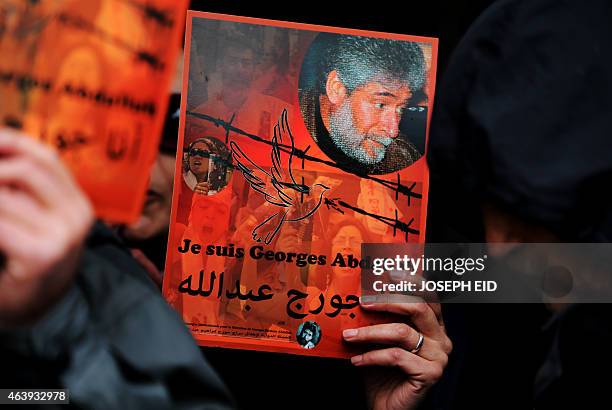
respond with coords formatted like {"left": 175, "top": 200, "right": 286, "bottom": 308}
{"left": 230, "top": 109, "right": 329, "bottom": 245}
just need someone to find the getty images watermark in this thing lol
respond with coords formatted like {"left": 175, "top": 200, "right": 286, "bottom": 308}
{"left": 370, "top": 253, "right": 496, "bottom": 293}
{"left": 360, "top": 243, "right": 612, "bottom": 304}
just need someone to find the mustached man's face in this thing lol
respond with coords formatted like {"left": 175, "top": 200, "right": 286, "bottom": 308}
{"left": 327, "top": 76, "right": 411, "bottom": 165}
{"left": 222, "top": 47, "right": 255, "bottom": 89}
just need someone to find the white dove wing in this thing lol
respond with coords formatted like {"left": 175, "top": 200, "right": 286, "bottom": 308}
{"left": 230, "top": 141, "right": 291, "bottom": 208}
{"left": 270, "top": 109, "right": 304, "bottom": 193}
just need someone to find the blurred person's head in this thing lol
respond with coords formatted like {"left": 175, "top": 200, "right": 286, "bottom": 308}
{"left": 121, "top": 94, "right": 181, "bottom": 242}
{"left": 261, "top": 45, "right": 277, "bottom": 70}
{"left": 260, "top": 30, "right": 289, "bottom": 74}
{"left": 327, "top": 217, "right": 371, "bottom": 284}
{"left": 221, "top": 41, "right": 256, "bottom": 90}
{"left": 185, "top": 135, "right": 232, "bottom": 191}
{"left": 303, "top": 328, "right": 313, "bottom": 342}
{"left": 187, "top": 138, "right": 212, "bottom": 182}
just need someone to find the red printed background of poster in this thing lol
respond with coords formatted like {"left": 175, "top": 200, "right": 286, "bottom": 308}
{"left": 0, "top": 0, "right": 187, "bottom": 222}
{"left": 163, "top": 11, "right": 438, "bottom": 358}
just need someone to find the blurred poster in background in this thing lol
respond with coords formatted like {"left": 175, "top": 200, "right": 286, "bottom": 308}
{"left": 0, "top": 0, "right": 187, "bottom": 222}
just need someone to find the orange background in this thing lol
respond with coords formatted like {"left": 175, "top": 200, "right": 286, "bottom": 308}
{"left": 0, "top": 0, "right": 187, "bottom": 222}
{"left": 163, "top": 11, "right": 438, "bottom": 358}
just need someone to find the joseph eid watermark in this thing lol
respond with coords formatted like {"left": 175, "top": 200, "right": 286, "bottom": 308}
{"left": 361, "top": 243, "right": 612, "bottom": 303}
{"left": 367, "top": 253, "right": 498, "bottom": 294}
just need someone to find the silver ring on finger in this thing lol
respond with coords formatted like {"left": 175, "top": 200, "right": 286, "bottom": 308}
{"left": 410, "top": 332, "right": 424, "bottom": 354}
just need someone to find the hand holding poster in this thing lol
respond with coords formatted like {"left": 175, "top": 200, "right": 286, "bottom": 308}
{"left": 164, "top": 11, "right": 438, "bottom": 358}
{"left": 0, "top": 0, "right": 187, "bottom": 222}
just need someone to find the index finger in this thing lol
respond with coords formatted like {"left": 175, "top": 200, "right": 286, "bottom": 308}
{"left": 359, "top": 297, "right": 445, "bottom": 338}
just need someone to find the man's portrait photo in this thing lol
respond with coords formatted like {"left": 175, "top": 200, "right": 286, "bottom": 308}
{"left": 299, "top": 33, "right": 430, "bottom": 175}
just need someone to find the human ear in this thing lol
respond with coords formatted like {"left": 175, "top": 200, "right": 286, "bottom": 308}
{"left": 325, "top": 70, "right": 347, "bottom": 105}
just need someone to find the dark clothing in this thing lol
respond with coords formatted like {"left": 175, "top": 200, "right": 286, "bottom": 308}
{"left": 428, "top": 0, "right": 612, "bottom": 242}
{"left": 159, "top": 93, "right": 181, "bottom": 155}
{"left": 299, "top": 89, "right": 422, "bottom": 175}
{"left": 122, "top": 229, "right": 169, "bottom": 272}
{"left": 205, "top": 348, "right": 368, "bottom": 410}
{"left": 534, "top": 304, "right": 612, "bottom": 409}
{"left": 427, "top": 0, "right": 612, "bottom": 408}
{"left": 0, "top": 222, "right": 233, "bottom": 410}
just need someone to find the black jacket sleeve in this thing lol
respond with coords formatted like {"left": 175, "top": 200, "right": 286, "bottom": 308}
{"left": 0, "top": 222, "right": 234, "bottom": 410}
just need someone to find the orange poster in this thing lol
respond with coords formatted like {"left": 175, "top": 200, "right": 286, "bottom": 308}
{"left": 163, "top": 11, "right": 438, "bottom": 358}
{"left": 0, "top": 0, "right": 187, "bottom": 222}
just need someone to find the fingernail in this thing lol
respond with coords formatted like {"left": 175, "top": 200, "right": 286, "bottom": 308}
{"left": 343, "top": 328, "right": 358, "bottom": 339}
{"left": 350, "top": 355, "right": 363, "bottom": 365}
{"left": 360, "top": 295, "right": 376, "bottom": 305}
